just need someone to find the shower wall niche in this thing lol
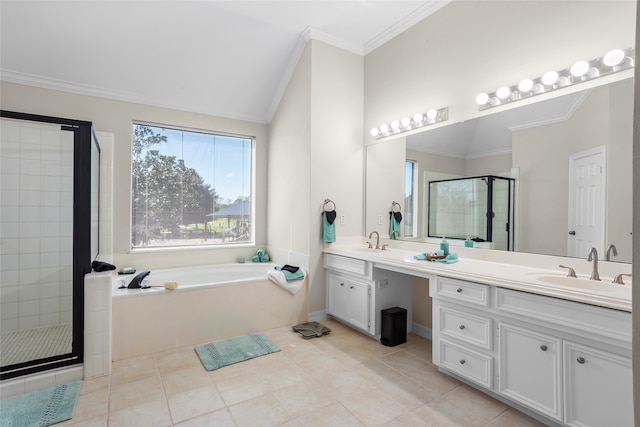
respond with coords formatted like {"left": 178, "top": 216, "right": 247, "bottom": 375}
{"left": 428, "top": 175, "right": 515, "bottom": 251}
{"left": 0, "top": 111, "right": 98, "bottom": 379}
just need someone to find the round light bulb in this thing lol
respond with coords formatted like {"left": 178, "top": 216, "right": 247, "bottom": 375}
{"left": 401, "top": 117, "right": 411, "bottom": 127}
{"left": 370, "top": 128, "right": 380, "bottom": 137}
{"left": 541, "top": 70, "right": 559, "bottom": 86}
{"left": 570, "top": 60, "right": 589, "bottom": 77}
{"left": 518, "top": 78, "right": 534, "bottom": 93}
{"left": 603, "top": 49, "right": 625, "bottom": 67}
{"left": 426, "top": 109, "right": 438, "bottom": 120}
{"left": 476, "top": 93, "right": 489, "bottom": 105}
{"left": 379, "top": 124, "right": 389, "bottom": 134}
{"left": 496, "top": 86, "right": 511, "bottom": 100}
{"left": 413, "top": 113, "right": 424, "bottom": 123}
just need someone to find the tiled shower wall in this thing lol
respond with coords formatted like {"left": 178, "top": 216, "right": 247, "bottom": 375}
{"left": 0, "top": 119, "right": 74, "bottom": 333}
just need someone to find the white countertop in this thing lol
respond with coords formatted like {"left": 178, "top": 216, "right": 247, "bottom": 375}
{"left": 323, "top": 242, "right": 632, "bottom": 312}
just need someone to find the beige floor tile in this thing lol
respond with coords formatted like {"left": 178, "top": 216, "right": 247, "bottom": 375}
{"left": 109, "top": 375, "right": 165, "bottom": 413}
{"left": 79, "top": 376, "right": 110, "bottom": 395}
{"left": 413, "top": 398, "right": 484, "bottom": 427}
{"left": 442, "top": 385, "right": 509, "bottom": 424}
{"left": 156, "top": 345, "right": 202, "bottom": 374}
{"left": 161, "top": 365, "right": 214, "bottom": 397}
{"left": 284, "top": 402, "right": 364, "bottom": 427}
{"left": 228, "top": 394, "right": 290, "bottom": 427}
{"left": 409, "top": 364, "right": 462, "bottom": 396}
{"left": 382, "top": 411, "right": 429, "bottom": 427}
{"left": 60, "top": 415, "right": 107, "bottom": 427}
{"left": 167, "top": 384, "right": 226, "bottom": 424}
{"left": 272, "top": 381, "right": 337, "bottom": 419}
{"left": 379, "top": 349, "right": 430, "bottom": 375}
{"left": 334, "top": 384, "right": 407, "bottom": 426}
{"left": 110, "top": 353, "right": 158, "bottom": 387}
{"left": 214, "top": 371, "right": 270, "bottom": 406}
{"left": 57, "top": 388, "right": 109, "bottom": 426}
{"left": 257, "top": 362, "right": 311, "bottom": 391}
{"left": 108, "top": 398, "right": 172, "bottom": 427}
{"left": 484, "top": 408, "right": 548, "bottom": 427}
{"left": 174, "top": 408, "right": 236, "bottom": 427}
{"left": 404, "top": 338, "right": 433, "bottom": 363}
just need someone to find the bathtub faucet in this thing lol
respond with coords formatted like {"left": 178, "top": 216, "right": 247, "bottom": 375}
{"left": 128, "top": 270, "right": 151, "bottom": 288}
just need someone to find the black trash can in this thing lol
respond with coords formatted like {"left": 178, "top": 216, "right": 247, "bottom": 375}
{"left": 380, "top": 307, "right": 407, "bottom": 346}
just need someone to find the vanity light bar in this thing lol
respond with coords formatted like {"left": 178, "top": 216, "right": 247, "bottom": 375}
{"left": 371, "top": 107, "right": 448, "bottom": 139}
{"left": 476, "top": 48, "right": 635, "bottom": 111}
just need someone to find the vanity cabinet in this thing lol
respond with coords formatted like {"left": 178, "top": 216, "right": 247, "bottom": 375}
{"left": 324, "top": 253, "right": 413, "bottom": 338}
{"left": 327, "top": 272, "right": 371, "bottom": 332}
{"left": 431, "top": 277, "right": 633, "bottom": 427}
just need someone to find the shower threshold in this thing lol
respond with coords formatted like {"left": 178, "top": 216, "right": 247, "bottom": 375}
{"left": 0, "top": 324, "right": 72, "bottom": 367}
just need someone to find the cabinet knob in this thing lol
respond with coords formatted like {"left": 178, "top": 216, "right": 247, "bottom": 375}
{"left": 340, "top": 283, "right": 345, "bottom": 287}
{"left": 459, "top": 324, "right": 465, "bottom": 330}
{"left": 459, "top": 359, "right": 466, "bottom": 365}
{"left": 540, "top": 345, "right": 547, "bottom": 351}
{"left": 456, "top": 288, "right": 463, "bottom": 293}
{"left": 577, "top": 357, "right": 585, "bottom": 364}
{"left": 350, "top": 286, "right": 354, "bottom": 289}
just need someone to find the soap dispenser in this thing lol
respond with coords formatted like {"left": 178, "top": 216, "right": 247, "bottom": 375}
{"left": 440, "top": 236, "right": 449, "bottom": 255}
{"left": 465, "top": 234, "right": 473, "bottom": 248}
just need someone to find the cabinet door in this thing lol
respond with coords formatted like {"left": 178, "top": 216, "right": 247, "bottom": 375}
{"left": 327, "top": 273, "right": 349, "bottom": 320}
{"left": 347, "top": 281, "right": 370, "bottom": 332}
{"left": 499, "top": 323, "right": 562, "bottom": 421}
{"left": 563, "top": 341, "right": 633, "bottom": 427}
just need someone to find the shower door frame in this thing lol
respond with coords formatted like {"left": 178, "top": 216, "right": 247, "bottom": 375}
{"left": 0, "top": 110, "right": 93, "bottom": 380}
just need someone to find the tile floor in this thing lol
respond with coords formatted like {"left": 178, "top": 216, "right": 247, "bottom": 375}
{"left": 58, "top": 320, "right": 546, "bottom": 426}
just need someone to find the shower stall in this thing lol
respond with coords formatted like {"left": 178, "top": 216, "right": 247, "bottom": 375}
{"left": 0, "top": 111, "right": 99, "bottom": 380}
{"left": 428, "top": 175, "right": 515, "bottom": 251}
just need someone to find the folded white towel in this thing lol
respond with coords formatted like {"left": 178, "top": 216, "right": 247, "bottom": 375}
{"left": 268, "top": 269, "right": 305, "bottom": 294}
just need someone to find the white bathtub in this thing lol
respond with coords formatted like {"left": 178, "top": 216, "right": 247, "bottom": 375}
{"left": 111, "top": 263, "right": 308, "bottom": 360}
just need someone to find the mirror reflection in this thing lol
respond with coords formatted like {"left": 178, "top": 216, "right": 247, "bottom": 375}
{"left": 367, "top": 78, "right": 632, "bottom": 263}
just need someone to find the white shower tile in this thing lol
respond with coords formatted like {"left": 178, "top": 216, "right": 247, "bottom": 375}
{"left": 59, "top": 251, "right": 73, "bottom": 267}
{"left": 19, "top": 174, "right": 41, "bottom": 191}
{"left": 18, "top": 189, "right": 41, "bottom": 207}
{"left": 19, "top": 206, "right": 41, "bottom": 223}
{"left": 60, "top": 191, "right": 73, "bottom": 207}
{"left": 1, "top": 222, "right": 20, "bottom": 239}
{"left": 19, "top": 222, "right": 41, "bottom": 238}
{"left": 1, "top": 155, "right": 20, "bottom": 173}
{"left": 1, "top": 302, "right": 19, "bottom": 319}
{"left": 40, "top": 222, "right": 60, "bottom": 238}
{"left": 41, "top": 237, "right": 60, "bottom": 252}
{"left": 60, "top": 310, "right": 72, "bottom": 324}
{"left": 60, "top": 221, "right": 73, "bottom": 237}
{"left": 1, "top": 188, "right": 20, "bottom": 205}
{"left": 60, "top": 175, "right": 73, "bottom": 191}
{"left": 19, "top": 284, "right": 40, "bottom": 301}
{"left": 40, "top": 206, "right": 60, "bottom": 221}
{"left": 0, "top": 268, "right": 19, "bottom": 286}
{"left": 1, "top": 173, "right": 19, "bottom": 190}
{"left": 40, "top": 282, "right": 61, "bottom": 298}
{"left": 40, "top": 297, "right": 60, "bottom": 314}
{"left": 1, "top": 317, "right": 18, "bottom": 333}
{"left": 0, "top": 253, "right": 19, "bottom": 270}
{"left": 40, "top": 161, "right": 62, "bottom": 176}
{"left": 19, "top": 253, "right": 41, "bottom": 269}
{"left": 60, "top": 295, "right": 73, "bottom": 310}
{"left": 18, "top": 314, "right": 39, "bottom": 330}
{"left": 0, "top": 237, "right": 19, "bottom": 255}
{"left": 1, "top": 205, "right": 20, "bottom": 222}
{"left": 41, "top": 175, "right": 61, "bottom": 191}
{"left": 1, "top": 286, "right": 20, "bottom": 302}
{"left": 19, "top": 299, "right": 40, "bottom": 316}
{"left": 19, "top": 268, "right": 41, "bottom": 286}
{"left": 18, "top": 125, "right": 41, "bottom": 146}
{"left": 40, "top": 252, "right": 60, "bottom": 268}
{"left": 19, "top": 158, "right": 40, "bottom": 175}
{"left": 40, "top": 267, "right": 61, "bottom": 282}
{"left": 1, "top": 121, "right": 20, "bottom": 143}
{"left": 19, "top": 237, "right": 41, "bottom": 253}
{"left": 40, "top": 312, "right": 60, "bottom": 327}
{"left": 40, "top": 191, "right": 59, "bottom": 207}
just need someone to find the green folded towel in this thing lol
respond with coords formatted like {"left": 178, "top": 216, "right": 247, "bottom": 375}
{"left": 413, "top": 252, "right": 428, "bottom": 260}
{"left": 433, "top": 253, "right": 458, "bottom": 264}
{"left": 275, "top": 265, "right": 305, "bottom": 282}
{"left": 252, "top": 249, "right": 270, "bottom": 263}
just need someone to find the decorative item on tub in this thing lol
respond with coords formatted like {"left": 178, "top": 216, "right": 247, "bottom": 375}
{"left": 252, "top": 248, "right": 270, "bottom": 263}
{"left": 268, "top": 265, "right": 306, "bottom": 294}
{"left": 322, "top": 199, "right": 337, "bottom": 243}
{"left": 389, "top": 202, "right": 402, "bottom": 239}
{"left": 91, "top": 260, "right": 116, "bottom": 272}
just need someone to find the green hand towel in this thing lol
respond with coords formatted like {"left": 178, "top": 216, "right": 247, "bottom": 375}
{"left": 275, "top": 265, "right": 305, "bottom": 282}
{"left": 413, "top": 252, "right": 428, "bottom": 260}
{"left": 389, "top": 211, "right": 402, "bottom": 239}
{"left": 323, "top": 212, "right": 336, "bottom": 243}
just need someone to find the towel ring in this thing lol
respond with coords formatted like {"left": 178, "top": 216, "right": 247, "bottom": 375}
{"left": 323, "top": 198, "right": 336, "bottom": 212}
{"left": 391, "top": 201, "right": 401, "bottom": 213}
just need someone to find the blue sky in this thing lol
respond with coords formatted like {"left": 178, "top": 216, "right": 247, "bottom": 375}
{"left": 141, "top": 125, "right": 252, "bottom": 203}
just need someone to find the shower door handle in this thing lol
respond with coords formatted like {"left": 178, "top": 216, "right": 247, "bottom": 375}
{"left": 568, "top": 230, "right": 576, "bottom": 235}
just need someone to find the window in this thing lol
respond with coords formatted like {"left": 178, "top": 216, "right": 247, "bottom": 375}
{"left": 131, "top": 123, "right": 253, "bottom": 249}
{"left": 404, "top": 160, "right": 417, "bottom": 237}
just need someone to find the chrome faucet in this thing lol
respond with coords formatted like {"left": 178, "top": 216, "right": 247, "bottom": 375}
{"left": 606, "top": 244, "right": 618, "bottom": 261}
{"left": 587, "top": 247, "right": 600, "bottom": 281}
{"left": 368, "top": 231, "right": 380, "bottom": 249}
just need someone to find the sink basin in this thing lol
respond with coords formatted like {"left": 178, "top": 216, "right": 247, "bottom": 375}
{"left": 531, "top": 273, "right": 631, "bottom": 297}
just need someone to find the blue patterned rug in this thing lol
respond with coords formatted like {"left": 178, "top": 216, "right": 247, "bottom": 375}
{"left": 195, "top": 333, "right": 280, "bottom": 371}
{"left": 0, "top": 381, "right": 81, "bottom": 427}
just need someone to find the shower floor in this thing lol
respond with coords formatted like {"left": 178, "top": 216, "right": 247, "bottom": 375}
{"left": 0, "top": 324, "right": 72, "bottom": 367}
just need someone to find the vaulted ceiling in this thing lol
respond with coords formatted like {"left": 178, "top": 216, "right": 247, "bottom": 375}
{"left": 0, "top": 1, "right": 448, "bottom": 124}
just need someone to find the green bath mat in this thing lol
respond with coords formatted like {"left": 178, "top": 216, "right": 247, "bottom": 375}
{"left": 0, "top": 380, "right": 81, "bottom": 427}
{"left": 195, "top": 333, "right": 280, "bottom": 371}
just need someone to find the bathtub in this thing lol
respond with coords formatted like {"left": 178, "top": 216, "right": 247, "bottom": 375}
{"left": 111, "top": 263, "right": 308, "bottom": 360}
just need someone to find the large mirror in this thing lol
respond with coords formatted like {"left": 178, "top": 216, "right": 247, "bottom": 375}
{"left": 366, "top": 78, "right": 632, "bottom": 263}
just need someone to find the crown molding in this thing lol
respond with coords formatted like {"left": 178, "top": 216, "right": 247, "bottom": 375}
{"left": 507, "top": 89, "right": 590, "bottom": 132}
{"left": 1, "top": 69, "right": 269, "bottom": 124}
{"left": 364, "top": 0, "right": 452, "bottom": 54}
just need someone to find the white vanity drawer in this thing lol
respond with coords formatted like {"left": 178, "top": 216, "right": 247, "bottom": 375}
{"left": 325, "top": 254, "right": 372, "bottom": 279}
{"left": 439, "top": 339, "right": 493, "bottom": 388}
{"left": 439, "top": 306, "right": 492, "bottom": 350}
{"left": 436, "top": 277, "right": 490, "bottom": 307}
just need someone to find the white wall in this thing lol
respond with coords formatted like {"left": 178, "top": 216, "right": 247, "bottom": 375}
{"left": 268, "top": 40, "right": 364, "bottom": 314}
{"left": 0, "top": 82, "right": 269, "bottom": 270}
